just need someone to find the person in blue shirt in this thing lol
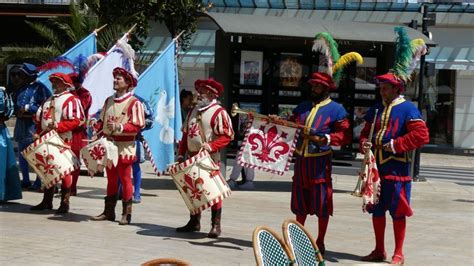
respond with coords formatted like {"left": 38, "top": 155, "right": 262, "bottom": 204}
{"left": 131, "top": 95, "right": 154, "bottom": 203}
{"left": 11, "top": 63, "right": 52, "bottom": 190}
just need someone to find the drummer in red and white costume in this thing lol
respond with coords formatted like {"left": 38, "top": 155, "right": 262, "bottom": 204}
{"left": 30, "top": 72, "right": 85, "bottom": 214}
{"left": 176, "top": 78, "right": 234, "bottom": 238}
{"left": 91, "top": 67, "right": 144, "bottom": 225}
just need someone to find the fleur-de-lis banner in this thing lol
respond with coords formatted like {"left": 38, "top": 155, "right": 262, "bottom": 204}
{"left": 361, "top": 150, "right": 381, "bottom": 213}
{"left": 238, "top": 117, "right": 300, "bottom": 176}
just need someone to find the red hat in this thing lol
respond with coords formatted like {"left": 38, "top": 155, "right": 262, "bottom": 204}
{"left": 195, "top": 78, "right": 224, "bottom": 96}
{"left": 49, "top": 72, "right": 73, "bottom": 88}
{"left": 113, "top": 67, "right": 137, "bottom": 88}
{"left": 308, "top": 72, "right": 336, "bottom": 91}
{"left": 375, "top": 73, "right": 405, "bottom": 92}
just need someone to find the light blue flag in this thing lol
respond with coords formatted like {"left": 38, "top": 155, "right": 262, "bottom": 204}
{"left": 134, "top": 40, "right": 182, "bottom": 173}
{"left": 38, "top": 33, "right": 97, "bottom": 92}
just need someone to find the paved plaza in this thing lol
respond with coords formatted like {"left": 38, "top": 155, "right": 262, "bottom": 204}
{"left": 1, "top": 154, "right": 473, "bottom": 265}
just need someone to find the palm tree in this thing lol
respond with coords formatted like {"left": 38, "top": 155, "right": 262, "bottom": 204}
{"left": 1, "top": 4, "right": 96, "bottom": 65}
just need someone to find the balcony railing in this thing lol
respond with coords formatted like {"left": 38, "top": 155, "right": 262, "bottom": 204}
{"left": 0, "top": 0, "right": 71, "bottom": 4}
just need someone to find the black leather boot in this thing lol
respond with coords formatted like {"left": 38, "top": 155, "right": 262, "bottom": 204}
{"left": 91, "top": 195, "right": 117, "bottom": 221}
{"left": 55, "top": 188, "right": 71, "bottom": 214}
{"left": 176, "top": 214, "right": 201, "bottom": 232}
{"left": 208, "top": 208, "right": 222, "bottom": 238}
{"left": 30, "top": 187, "right": 55, "bottom": 211}
{"left": 118, "top": 199, "right": 132, "bottom": 225}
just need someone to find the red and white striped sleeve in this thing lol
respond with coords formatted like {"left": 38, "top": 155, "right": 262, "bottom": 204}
{"left": 211, "top": 108, "right": 234, "bottom": 138}
{"left": 121, "top": 98, "right": 145, "bottom": 134}
{"left": 62, "top": 95, "right": 85, "bottom": 125}
{"left": 129, "top": 99, "right": 145, "bottom": 128}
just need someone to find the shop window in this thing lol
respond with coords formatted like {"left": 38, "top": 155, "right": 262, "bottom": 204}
{"left": 406, "top": 69, "right": 455, "bottom": 145}
{"left": 425, "top": 70, "right": 455, "bottom": 145}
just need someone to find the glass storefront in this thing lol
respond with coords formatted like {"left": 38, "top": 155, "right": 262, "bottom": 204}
{"left": 405, "top": 69, "right": 456, "bottom": 145}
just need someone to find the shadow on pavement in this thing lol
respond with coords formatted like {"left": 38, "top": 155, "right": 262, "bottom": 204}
{"left": 140, "top": 178, "right": 350, "bottom": 194}
{"left": 0, "top": 202, "right": 53, "bottom": 215}
{"left": 323, "top": 250, "right": 364, "bottom": 263}
{"left": 134, "top": 223, "right": 252, "bottom": 250}
{"left": 0, "top": 202, "right": 93, "bottom": 222}
{"left": 47, "top": 212, "right": 91, "bottom": 223}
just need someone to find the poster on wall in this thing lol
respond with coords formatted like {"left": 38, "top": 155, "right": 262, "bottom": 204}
{"left": 355, "top": 57, "right": 377, "bottom": 90}
{"left": 238, "top": 102, "right": 262, "bottom": 136}
{"left": 240, "top": 51, "right": 263, "bottom": 86}
{"left": 278, "top": 104, "right": 297, "bottom": 120}
{"left": 279, "top": 53, "right": 303, "bottom": 88}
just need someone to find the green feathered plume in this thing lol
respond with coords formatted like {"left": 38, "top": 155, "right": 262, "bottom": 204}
{"left": 392, "top": 27, "right": 414, "bottom": 82}
{"left": 312, "top": 32, "right": 340, "bottom": 78}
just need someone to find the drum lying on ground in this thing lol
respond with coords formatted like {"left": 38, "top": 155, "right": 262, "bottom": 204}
{"left": 168, "top": 150, "right": 231, "bottom": 215}
{"left": 80, "top": 137, "right": 118, "bottom": 176}
{"left": 21, "top": 130, "right": 79, "bottom": 188}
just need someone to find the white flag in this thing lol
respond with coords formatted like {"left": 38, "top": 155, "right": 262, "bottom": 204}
{"left": 82, "top": 36, "right": 136, "bottom": 116}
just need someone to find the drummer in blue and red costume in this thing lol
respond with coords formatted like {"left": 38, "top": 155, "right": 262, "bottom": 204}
{"left": 359, "top": 73, "right": 429, "bottom": 265}
{"left": 274, "top": 72, "right": 351, "bottom": 254}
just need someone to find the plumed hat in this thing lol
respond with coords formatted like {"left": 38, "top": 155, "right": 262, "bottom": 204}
{"left": 49, "top": 72, "right": 74, "bottom": 88}
{"left": 195, "top": 78, "right": 224, "bottom": 96}
{"left": 20, "top": 63, "right": 38, "bottom": 77}
{"left": 312, "top": 32, "right": 363, "bottom": 89}
{"left": 375, "top": 27, "right": 427, "bottom": 92}
{"left": 113, "top": 67, "right": 138, "bottom": 88}
{"left": 307, "top": 72, "right": 336, "bottom": 91}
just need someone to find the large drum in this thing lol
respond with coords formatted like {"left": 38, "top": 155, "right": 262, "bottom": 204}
{"left": 80, "top": 137, "right": 118, "bottom": 176}
{"left": 21, "top": 130, "right": 80, "bottom": 189}
{"left": 168, "top": 150, "right": 231, "bottom": 215}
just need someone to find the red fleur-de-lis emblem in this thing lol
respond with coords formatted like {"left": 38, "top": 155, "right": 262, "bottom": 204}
{"left": 42, "top": 107, "right": 53, "bottom": 120}
{"left": 248, "top": 125, "right": 290, "bottom": 163}
{"left": 182, "top": 173, "right": 208, "bottom": 201}
{"left": 89, "top": 144, "right": 106, "bottom": 161}
{"left": 34, "top": 152, "right": 56, "bottom": 176}
{"left": 188, "top": 123, "right": 199, "bottom": 138}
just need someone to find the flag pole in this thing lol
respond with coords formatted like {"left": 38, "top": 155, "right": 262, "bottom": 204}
{"left": 93, "top": 24, "right": 108, "bottom": 34}
{"left": 126, "top": 23, "right": 138, "bottom": 37}
{"left": 173, "top": 30, "right": 186, "bottom": 42}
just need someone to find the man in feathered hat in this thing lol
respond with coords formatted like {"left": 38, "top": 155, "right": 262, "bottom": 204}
{"left": 272, "top": 72, "right": 351, "bottom": 254}
{"left": 30, "top": 72, "right": 85, "bottom": 213}
{"left": 176, "top": 78, "right": 234, "bottom": 238}
{"left": 11, "top": 63, "right": 52, "bottom": 190}
{"left": 359, "top": 72, "right": 429, "bottom": 265}
{"left": 359, "top": 27, "right": 430, "bottom": 265}
{"left": 91, "top": 67, "right": 145, "bottom": 225}
{"left": 68, "top": 72, "right": 92, "bottom": 196}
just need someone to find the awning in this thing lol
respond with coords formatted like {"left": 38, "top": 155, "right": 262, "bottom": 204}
{"left": 425, "top": 27, "right": 474, "bottom": 70}
{"left": 206, "top": 12, "right": 435, "bottom": 46}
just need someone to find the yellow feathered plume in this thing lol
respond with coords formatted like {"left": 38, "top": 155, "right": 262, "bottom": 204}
{"left": 410, "top": 38, "right": 426, "bottom": 53}
{"left": 332, "top": 52, "right": 364, "bottom": 73}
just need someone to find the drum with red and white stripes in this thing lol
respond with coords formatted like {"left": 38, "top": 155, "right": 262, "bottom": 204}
{"left": 168, "top": 150, "right": 231, "bottom": 215}
{"left": 21, "top": 130, "right": 79, "bottom": 188}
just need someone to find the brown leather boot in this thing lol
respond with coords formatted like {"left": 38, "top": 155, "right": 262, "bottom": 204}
{"left": 55, "top": 188, "right": 71, "bottom": 214}
{"left": 118, "top": 199, "right": 132, "bottom": 225}
{"left": 208, "top": 208, "right": 222, "bottom": 238}
{"left": 176, "top": 214, "right": 201, "bottom": 232}
{"left": 30, "top": 187, "right": 55, "bottom": 211}
{"left": 91, "top": 195, "right": 117, "bottom": 221}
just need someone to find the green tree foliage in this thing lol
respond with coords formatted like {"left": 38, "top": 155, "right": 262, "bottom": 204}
{"left": 153, "top": 0, "right": 212, "bottom": 51}
{"left": 79, "top": 0, "right": 152, "bottom": 50}
{"left": 1, "top": 3, "right": 99, "bottom": 65}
